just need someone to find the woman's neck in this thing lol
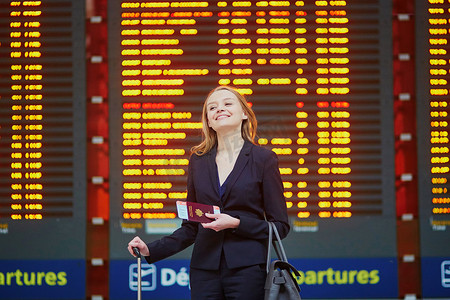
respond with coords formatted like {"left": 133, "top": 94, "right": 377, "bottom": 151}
{"left": 216, "top": 129, "right": 244, "bottom": 156}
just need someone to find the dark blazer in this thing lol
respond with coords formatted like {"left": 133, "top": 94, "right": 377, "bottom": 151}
{"left": 145, "top": 140, "right": 290, "bottom": 270}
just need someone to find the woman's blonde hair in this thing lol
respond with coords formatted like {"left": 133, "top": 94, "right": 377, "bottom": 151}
{"left": 191, "top": 86, "right": 257, "bottom": 156}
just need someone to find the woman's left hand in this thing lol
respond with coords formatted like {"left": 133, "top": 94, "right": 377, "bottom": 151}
{"left": 201, "top": 213, "right": 240, "bottom": 232}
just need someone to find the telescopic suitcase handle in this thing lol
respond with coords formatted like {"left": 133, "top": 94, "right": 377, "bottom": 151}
{"left": 132, "top": 247, "right": 141, "bottom": 300}
{"left": 132, "top": 247, "right": 141, "bottom": 258}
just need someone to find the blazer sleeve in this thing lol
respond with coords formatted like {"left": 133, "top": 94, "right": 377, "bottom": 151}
{"left": 233, "top": 150, "right": 290, "bottom": 240}
{"left": 144, "top": 155, "right": 199, "bottom": 264}
{"left": 145, "top": 219, "right": 198, "bottom": 264}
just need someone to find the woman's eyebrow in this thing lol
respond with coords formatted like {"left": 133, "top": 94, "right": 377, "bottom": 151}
{"left": 207, "top": 97, "right": 235, "bottom": 106}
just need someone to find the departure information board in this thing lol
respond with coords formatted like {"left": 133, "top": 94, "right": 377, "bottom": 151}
{"left": 0, "top": 0, "right": 86, "bottom": 260}
{"left": 109, "top": 0, "right": 395, "bottom": 262}
{"left": 416, "top": 0, "right": 450, "bottom": 297}
{"left": 416, "top": 0, "right": 450, "bottom": 257}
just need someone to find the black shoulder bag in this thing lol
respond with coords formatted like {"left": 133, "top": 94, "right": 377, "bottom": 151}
{"left": 265, "top": 222, "right": 302, "bottom": 300}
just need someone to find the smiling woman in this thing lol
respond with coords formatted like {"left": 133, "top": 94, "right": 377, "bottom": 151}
{"left": 192, "top": 85, "right": 257, "bottom": 156}
{"left": 205, "top": 88, "right": 249, "bottom": 186}
{"left": 128, "top": 85, "right": 290, "bottom": 300}
{"left": 206, "top": 88, "right": 248, "bottom": 138}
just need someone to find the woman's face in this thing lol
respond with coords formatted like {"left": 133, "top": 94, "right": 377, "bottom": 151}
{"left": 206, "top": 89, "right": 247, "bottom": 134}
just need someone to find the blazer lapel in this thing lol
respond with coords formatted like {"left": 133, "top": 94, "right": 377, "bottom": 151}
{"left": 206, "top": 146, "right": 221, "bottom": 202}
{"left": 221, "top": 141, "right": 252, "bottom": 202}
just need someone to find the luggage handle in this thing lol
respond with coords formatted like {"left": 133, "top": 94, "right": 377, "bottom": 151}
{"left": 132, "top": 247, "right": 142, "bottom": 300}
{"left": 132, "top": 247, "right": 141, "bottom": 258}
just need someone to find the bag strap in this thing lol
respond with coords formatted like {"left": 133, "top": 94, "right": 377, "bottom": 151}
{"left": 271, "top": 222, "right": 288, "bottom": 262}
{"left": 266, "top": 222, "right": 273, "bottom": 272}
{"left": 266, "top": 221, "right": 289, "bottom": 272}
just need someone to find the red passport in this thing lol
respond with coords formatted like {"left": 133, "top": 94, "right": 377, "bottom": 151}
{"left": 176, "top": 201, "right": 220, "bottom": 223}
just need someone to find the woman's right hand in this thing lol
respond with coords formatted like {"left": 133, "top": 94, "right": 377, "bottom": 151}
{"left": 127, "top": 236, "right": 150, "bottom": 257}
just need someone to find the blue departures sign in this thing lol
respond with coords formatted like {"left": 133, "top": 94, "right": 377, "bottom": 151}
{"left": 110, "top": 257, "right": 398, "bottom": 299}
{"left": 0, "top": 260, "right": 86, "bottom": 300}
{"left": 421, "top": 257, "right": 450, "bottom": 298}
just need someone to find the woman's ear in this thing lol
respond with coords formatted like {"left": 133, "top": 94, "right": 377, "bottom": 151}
{"left": 242, "top": 113, "right": 248, "bottom": 120}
